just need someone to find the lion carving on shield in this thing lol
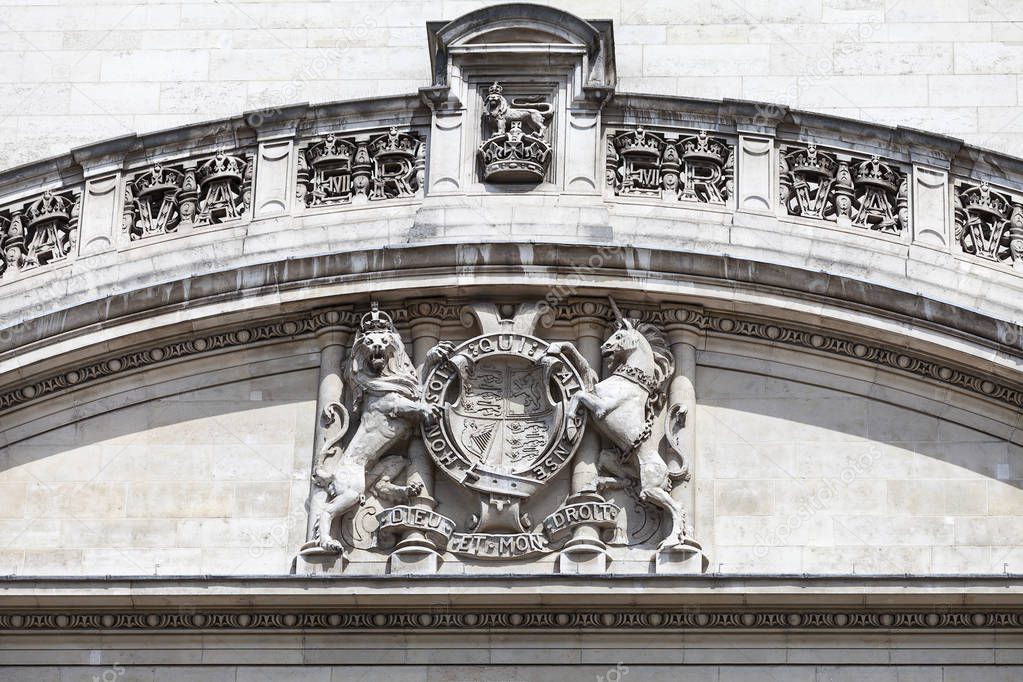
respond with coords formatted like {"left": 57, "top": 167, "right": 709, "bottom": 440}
{"left": 484, "top": 81, "right": 553, "bottom": 138}
{"left": 304, "top": 304, "right": 452, "bottom": 555}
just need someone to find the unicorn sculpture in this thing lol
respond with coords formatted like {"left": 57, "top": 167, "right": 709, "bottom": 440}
{"left": 546, "top": 298, "right": 697, "bottom": 551}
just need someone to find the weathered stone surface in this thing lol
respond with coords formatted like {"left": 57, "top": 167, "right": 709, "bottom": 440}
{"left": 4, "top": 2, "right": 1023, "bottom": 676}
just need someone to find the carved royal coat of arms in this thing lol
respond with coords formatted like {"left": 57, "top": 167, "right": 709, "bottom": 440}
{"left": 420, "top": 332, "right": 587, "bottom": 555}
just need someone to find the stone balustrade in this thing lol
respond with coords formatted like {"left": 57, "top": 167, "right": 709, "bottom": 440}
{"left": 3, "top": 93, "right": 1023, "bottom": 354}
{"left": 1, "top": 94, "right": 1019, "bottom": 289}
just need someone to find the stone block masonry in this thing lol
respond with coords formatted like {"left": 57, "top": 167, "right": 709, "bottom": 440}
{"left": 3, "top": 0, "right": 1023, "bottom": 168}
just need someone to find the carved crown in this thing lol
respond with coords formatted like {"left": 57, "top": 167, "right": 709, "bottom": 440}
{"left": 371, "top": 127, "right": 418, "bottom": 159}
{"left": 132, "top": 163, "right": 184, "bottom": 197}
{"left": 24, "top": 190, "right": 74, "bottom": 228}
{"left": 307, "top": 133, "right": 356, "bottom": 168}
{"left": 360, "top": 303, "right": 395, "bottom": 332}
{"left": 614, "top": 128, "right": 663, "bottom": 157}
{"left": 478, "top": 125, "right": 551, "bottom": 183}
{"left": 680, "top": 131, "right": 728, "bottom": 166}
{"left": 960, "top": 181, "right": 1011, "bottom": 218}
{"left": 854, "top": 156, "right": 901, "bottom": 192}
{"left": 785, "top": 144, "right": 836, "bottom": 177}
{"left": 197, "top": 150, "right": 246, "bottom": 185}
{"left": 489, "top": 82, "right": 504, "bottom": 96}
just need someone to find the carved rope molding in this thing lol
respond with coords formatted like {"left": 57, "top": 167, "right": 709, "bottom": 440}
{"left": 2, "top": 299, "right": 1021, "bottom": 418}
{"left": 0, "top": 608, "right": 1018, "bottom": 632}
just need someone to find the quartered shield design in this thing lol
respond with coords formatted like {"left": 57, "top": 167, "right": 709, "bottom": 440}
{"left": 448, "top": 356, "right": 558, "bottom": 476}
{"left": 421, "top": 332, "right": 586, "bottom": 500}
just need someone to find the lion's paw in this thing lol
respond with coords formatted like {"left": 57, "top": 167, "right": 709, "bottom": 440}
{"left": 405, "top": 481, "right": 424, "bottom": 500}
{"left": 318, "top": 537, "right": 345, "bottom": 554}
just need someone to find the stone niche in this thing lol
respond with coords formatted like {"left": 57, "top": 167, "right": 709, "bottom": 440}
{"left": 420, "top": 4, "right": 615, "bottom": 195}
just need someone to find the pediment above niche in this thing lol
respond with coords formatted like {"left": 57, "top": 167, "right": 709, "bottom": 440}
{"left": 425, "top": 4, "right": 616, "bottom": 97}
{"left": 462, "top": 27, "right": 572, "bottom": 44}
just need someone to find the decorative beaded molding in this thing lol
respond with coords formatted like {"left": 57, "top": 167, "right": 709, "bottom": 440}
{"left": 0, "top": 608, "right": 1018, "bottom": 632}
{"left": 545, "top": 299, "right": 1023, "bottom": 409}
{"left": 0, "top": 308, "right": 358, "bottom": 413}
{"left": 385, "top": 299, "right": 467, "bottom": 325}
{"left": 657, "top": 306, "right": 1023, "bottom": 408}
{"left": 2, "top": 299, "right": 1021, "bottom": 416}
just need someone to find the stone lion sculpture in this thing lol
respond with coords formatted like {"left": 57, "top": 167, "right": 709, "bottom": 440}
{"left": 484, "top": 81, "right": 553, "bottom": 138}
{"left": 304, "top": 304, "right": 451, "bottom": 555}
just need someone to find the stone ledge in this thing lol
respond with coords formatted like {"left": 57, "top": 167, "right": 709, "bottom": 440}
{"left": 2, "top": 575, "right": 1023, "bottom": 609}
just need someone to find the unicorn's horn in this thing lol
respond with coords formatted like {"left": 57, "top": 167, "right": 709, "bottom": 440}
{"left": 607, "top": 296, "right": 632, "bottom": 328}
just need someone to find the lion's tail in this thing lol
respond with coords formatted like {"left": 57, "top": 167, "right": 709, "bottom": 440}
{"left": 317, "top": 401, "right": 350, "bottom": 463}
{"left": 510, "top": 96, "right": 554, "bottom": 115}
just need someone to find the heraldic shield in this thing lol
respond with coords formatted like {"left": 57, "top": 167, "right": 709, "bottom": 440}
{"left": 422, "top": 332, "right": 587, "bottom": 531}
{"left": 451, "top": 356, "right": 554, "bottom": 474}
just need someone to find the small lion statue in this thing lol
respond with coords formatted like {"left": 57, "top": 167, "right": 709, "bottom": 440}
{"left": 303, "top": 304, "right": 452, "bottom": 556}
{"left": 484, "top": 81, "right": 553, "bottom": 138}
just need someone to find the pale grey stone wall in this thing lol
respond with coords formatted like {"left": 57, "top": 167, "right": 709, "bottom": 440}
{"left": 4, "top": 342, "right": 1021, "bottom": 576}
{"left": 0, "top": 367, "right": 316, "bottom": 576}
{"left": 0, "top": 664, "right": 1019, "bottom": 681}
{"left": 698, "top": 367, "right": 1023, "bottom": 575}
{"left": 3, "top": 0, "right": 1023, "bottom": 169}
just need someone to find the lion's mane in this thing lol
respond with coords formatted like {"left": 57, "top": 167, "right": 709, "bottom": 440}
{"left": 348, "top": 329, "right": 420, "bottom": 409}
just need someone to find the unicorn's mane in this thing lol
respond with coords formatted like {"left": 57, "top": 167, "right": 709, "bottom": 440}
{"left": 631, "top": 320, "right": 675, "bottom": 389}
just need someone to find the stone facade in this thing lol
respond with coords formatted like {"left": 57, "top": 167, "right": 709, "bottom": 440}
{"left": 4, "top": 3, "right": 1023, "bottom": 680}
{"left": 5, "top": 0, "right": 1023, "bottom": 171}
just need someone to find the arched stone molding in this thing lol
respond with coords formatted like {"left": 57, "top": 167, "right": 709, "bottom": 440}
{"left": 3, "top": 275, "right": 1021, "bottom": 447}
{"left": 424, "top": 3, "right": 615, "bottom": 96}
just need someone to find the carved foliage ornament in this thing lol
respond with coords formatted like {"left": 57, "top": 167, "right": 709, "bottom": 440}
{"left": 607, "top": 127, "right": 733, "bottom": 205}
{"left": 478, "top": 82, "right": 554, "bottom": 183}
{"left": 779, "top": 143, "right": 908, "bottom": 235}
{"left": 954, "top": 180, "right": 1023, "bottom": 270}
{"left": 297, "top": 127, "right": 424, "bottom": 208}
{"left": 123, "top": 149, "right": 253, "bottom": 239}
{"left": 0, "top": 187, "right": 81, "bottom": 279}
